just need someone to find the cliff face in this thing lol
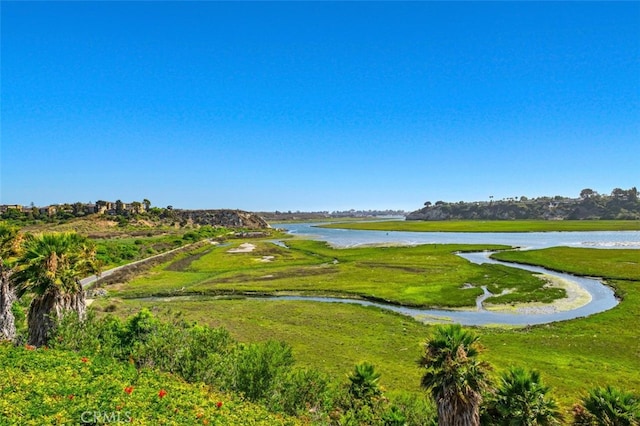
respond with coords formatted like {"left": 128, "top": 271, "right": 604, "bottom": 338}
{"left": 174, "top": 210, "right": 270, "bottom": 229}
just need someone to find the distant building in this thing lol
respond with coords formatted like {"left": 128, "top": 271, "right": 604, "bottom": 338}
{"left": 2, "top": 200, "right": 147, "bottom": 217}
{"left": 0, "top": 204, "right": 23, "bottom": 213}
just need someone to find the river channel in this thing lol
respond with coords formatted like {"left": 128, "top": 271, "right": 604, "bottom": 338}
{"left": 257, "top": 223, "right": 640, "bottom": 326}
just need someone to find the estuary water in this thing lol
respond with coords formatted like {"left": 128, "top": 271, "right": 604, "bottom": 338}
{"left": 275, "top": 222, "right": 640, "bottom": 250}
{"left": 262, "top": 222, "right": 640, "bottom": 326}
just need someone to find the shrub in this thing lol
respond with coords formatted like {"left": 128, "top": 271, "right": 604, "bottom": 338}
{"left": 229, "top": 340, "right": 295, "bottom": 401}
{"left": 271, "top": 367, "right": 333, "bottom": 418}
{"left": 0, "top": 343, "right": 301, "bottom": 425}
{"left": 387, "top": 391, "right": 437, "bottom": 426}
{"left": 573, "top": 386, "right": 640, "bottom": 426}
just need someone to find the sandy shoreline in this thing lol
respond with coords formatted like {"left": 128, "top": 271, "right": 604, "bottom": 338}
{"left": 227, "top": 243, "right": 256, "bottom": 253}
{"left": 484, "top": 273, "right": 593, "bottom": 314}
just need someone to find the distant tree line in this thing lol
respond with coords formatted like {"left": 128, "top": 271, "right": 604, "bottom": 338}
{"left": 408, "top": 187, "right": 640, "bottom": 221}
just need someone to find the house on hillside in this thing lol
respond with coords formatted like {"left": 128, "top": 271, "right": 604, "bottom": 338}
{"left": 0, "top": 205, "right": 23, "bottom": 213}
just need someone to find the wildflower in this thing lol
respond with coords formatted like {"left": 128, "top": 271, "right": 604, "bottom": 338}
{"left": 124, "top": 386, "right": 134, "bottom": 395}
{"left": 81, "top": 357, "right": 89, "bottom": 363}
{"left": 216, "top": 401, "right": 223, "bottom": 408}
{"left": 158, "top": 389, "right": 167, "bottom": 399}
{"left": 25, "top": 344, "right": 35, "bottom": 351}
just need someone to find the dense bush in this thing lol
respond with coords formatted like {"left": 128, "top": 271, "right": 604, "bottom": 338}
{"left": 50, "top": 309, "right": 435, "bottom": 424}
{"left": 0, "top": 343, "right": 300, "bottom": 425}
{"left": 52, "top": 310, "right": 334, "bottom": 420}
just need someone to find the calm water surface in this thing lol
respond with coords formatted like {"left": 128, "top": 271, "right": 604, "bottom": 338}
{"left": 261, "top": 222, "right": 639, "bottom": 326}
{"left": 275, "top": 222, "right": 640, "bottom": 250}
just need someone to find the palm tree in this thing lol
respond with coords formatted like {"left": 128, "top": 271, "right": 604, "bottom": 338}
{"left": 486, "top": 366, "right": 562, "bottom": 425}
{"left": 419, "top": 324, "right": 491, "bottom": 426}
{"left": 573, "top": 386, "right": 640, "bottom": 426}
{"left": 12, "top": 232, "right": 99, "bottom": 346}
{"left": 347, "top": 362, "right": 383, "bottom": 404}
{"left": 0, "top": 223, "right": 20, "bottom": 341}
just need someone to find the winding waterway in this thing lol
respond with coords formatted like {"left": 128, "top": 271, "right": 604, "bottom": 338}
{"left": 259, "top": 223, "right": 640, "bottom": 326}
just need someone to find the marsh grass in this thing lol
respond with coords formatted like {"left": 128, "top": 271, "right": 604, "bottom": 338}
{"left": 491, "top": 247, "right": 640, "bottom": 282}
{"left": 93, "top": 245, "right": 640, "bottom": 417}
{"left": 110, "top": 239, "right": 561, "bottom": 307}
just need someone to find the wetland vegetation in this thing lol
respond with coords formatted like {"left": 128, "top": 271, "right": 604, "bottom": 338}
{"left": 2, "top": 215, "right": 639, "bottom": 424}
{"left": 108, "top": 239, "right": 566, "bottom": 308}
{"left": 89, "top": 226, "right": 639, "bottom": 420}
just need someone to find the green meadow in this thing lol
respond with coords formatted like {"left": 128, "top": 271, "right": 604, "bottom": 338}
{"left": 318, "top": 219, "right": 640, "bottom": 232}
{"left": 111, "top": 239, "right": 561, "bottom": 307}
{"left": 94, "top": 235, "right": 640, "bottom": 416}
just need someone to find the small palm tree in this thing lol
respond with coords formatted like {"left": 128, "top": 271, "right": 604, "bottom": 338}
{"left": 347, "top": 362, "right": 383, "bottom": 404}
{"left": 486, "top": 366, "right": 562, "bottom": 425}
{"left": 574, "top": 386, "right": 640, "bottom": 426}
{"left": 419, "top": 324, "right": 491, "bottom": 426}
{"left": 12, "top": 232, "right": 99, "bottom": 346}
{"left": 0, "top": 223, "right": 20, "bottom": 341}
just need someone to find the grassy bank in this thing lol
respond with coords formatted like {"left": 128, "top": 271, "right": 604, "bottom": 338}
{"left": 107, "top": 239, "right": 563, "bottom": 308}
{"left": 92, "top": 244, "right": 640, "bottom": 418}
{"left": 491, "top": 247, "right": 640, "bottom": 282}
{"left": 318, "top": 219, "right": 640, "bottom": 232}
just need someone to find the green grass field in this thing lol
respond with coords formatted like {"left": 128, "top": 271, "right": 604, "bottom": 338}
{"left": 318, "top": 219, "right": 640, "bottom": 232}
{"left": 110, "top": 239, "right": 563, "bottom": 308}
{"left": 93, "top": 241, "right": 640, "bottom": 419}
{"left": 491, "top": 247, "right": 640, "bottom": 282}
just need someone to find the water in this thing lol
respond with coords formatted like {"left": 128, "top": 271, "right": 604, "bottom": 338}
{"left": 135, "top": 223, "right": 635, "bottom": 326}
{"left": 275, "top": 222, "right": 640, "bottom": 250}
{"left": 254, "top": 222, "right": 633, "bottom": 325}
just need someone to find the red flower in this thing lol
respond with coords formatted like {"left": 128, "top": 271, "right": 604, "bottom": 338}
{"left": 24, "top": 344, "right": 35, "bottom": 351}
{"left": 158, "top": 389, "right": 167, "bottom": 399}
{"left": 216, "top": 401, "right": 223, "bottom": 408}
{"left": 124, "top": 386, "right": 134, "bottom": 395}
{"left": 81, "top": 357, "right": 89, "bottom": 363}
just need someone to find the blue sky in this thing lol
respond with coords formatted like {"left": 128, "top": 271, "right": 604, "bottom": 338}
{"left": 2, "top": 2, "right": 639, "bottom": 212}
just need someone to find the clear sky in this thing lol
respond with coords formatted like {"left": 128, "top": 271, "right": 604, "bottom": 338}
{"left": 2, "top": 2, "right": 638, "bottom": 212}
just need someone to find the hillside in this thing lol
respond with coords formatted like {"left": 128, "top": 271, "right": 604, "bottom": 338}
{"left": 5, "top": 209, "right": 269, "bottom": 238}
{"left": 407, "top": 187, "right": 640, "bottom": 221}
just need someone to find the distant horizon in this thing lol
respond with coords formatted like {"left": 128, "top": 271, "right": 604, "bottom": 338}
{"left": 2, "top": 2, "right": 638, "bottom": 212}
{"left": 2, "top": 184, "right": 634, "bottom": 213}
